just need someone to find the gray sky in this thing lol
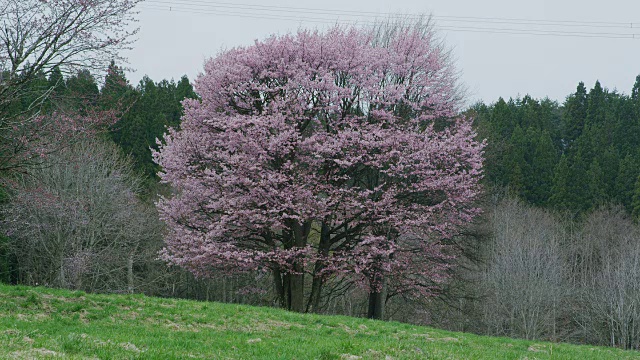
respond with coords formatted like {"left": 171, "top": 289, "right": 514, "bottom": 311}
{"left": 125, "top": 0, "right": 640, "bottom": 105}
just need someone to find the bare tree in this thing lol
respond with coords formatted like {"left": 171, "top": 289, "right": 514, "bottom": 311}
{"left": 0, "top": 0, "right": 141, "bottom": 174}
{"left": 479, "top": 198, "right": 570, "bottom": 340}
{"left": 1, "top": 139, "right": 160, "bottom": 292}
{"left": 571, "top": 206, "right": 640, "bottom": 350}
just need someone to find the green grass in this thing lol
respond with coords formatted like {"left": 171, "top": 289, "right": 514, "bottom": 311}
{"left": 0, "top": 284, "right": 638, "bottom": 359}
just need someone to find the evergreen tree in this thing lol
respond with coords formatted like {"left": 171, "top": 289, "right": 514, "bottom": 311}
{"left": 528, "top": 129, "right": 558, "bottom": 205}
{"left": 616, "top": 154, "right": 639, "bottom": 212}
{"left": 490, "top": 97, "right": 515, "bottom": 138}
{"left": 550, "top": 154, "right": 572, "bottom": 210}
{"left": 473, "top": 101, "right": 509, "bottom": 187}
{"left": 562, "top": 82, "right": 588, "bottom": 146}
{"left": 101, "top": 60, "right": 133, "bottom": 109}
{"left": 47, "top": 66, "right": 64, "bottom": 93}
{"left": 598, "top": 146, "right": 619, "bottom": 200}
{"left": 632, "top": 75, "right": 640, "bottom": 103}
{"left": 19, "top": 72, "right": 49, "bottom": 114}
{"left": 539, "top": 98, "right": 563, "bottom": 148}
{"left": 176, "top": 75, "right": 197, "bottom": 102}
{"left": 613, "top": 94, "right": 639, "bottom": 155}
{"left": 505, "top": 125, "right": 527, "bottom": 197}
{"left": 587, "top": 158, "right": 607, "bottom": 209}
{"left": 107, "top": 74, "right": 197, "bottom": 182}
{"left": 586, "top": 81, "right": 607, "bottom": 127}
{"left": 567, "top": 141, "right": 592, "bottom": 213}
{"left": 65, "top": 69, "right": 99, "bottom": 114}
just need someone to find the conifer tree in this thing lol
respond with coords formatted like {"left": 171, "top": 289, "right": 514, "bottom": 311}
{"left": 65, "top": 70, "right": 100, "bottom": 114}
{"left": 529, "top": 129, "right": 558, "bottom": 205}
{"left": 587, "top": 158, "right": 607, "bottom": 209}
{"left": 47, "top": 66, "right": 65, "bottom": 95}
{"left": 506, "top": 125, "right": 527, "bottom": 197}
{"left": 562, "top": 82, "right": 588, "bottom": 146}
{"left": 101, "top": 60, "right": 133, "bottom": 109}
{"left": 586, "top": 81, "right": 607, "bottom": 127}
{"left": 616, "top": 154, "right": 639, "bottom": 212}
{"left": 550, "top": 154, "right": 572, "bottom": 210}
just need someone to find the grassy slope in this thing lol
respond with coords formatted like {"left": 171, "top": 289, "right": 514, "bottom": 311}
{"left": 0, "top": 284, "right": 638, "bottom": 359}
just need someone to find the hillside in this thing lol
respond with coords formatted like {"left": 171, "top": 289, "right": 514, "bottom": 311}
{"left": 0, "top": 284, "right": 638, "bottom": 359}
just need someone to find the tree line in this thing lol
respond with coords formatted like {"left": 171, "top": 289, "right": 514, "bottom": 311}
{"left": 475, "top": 77, "right": 640, "bottom": 215}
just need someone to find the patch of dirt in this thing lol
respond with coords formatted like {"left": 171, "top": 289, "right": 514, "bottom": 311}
{"left": 10, "top": 348, "right": 59, "bottom": 359}
{"left": 121, "top": 342, "right": 141, "bottom": 353}
{"left": 263, "top": 319, "right": 305, "bottom": 330}
{"left": 361, "top": 349, "right": 395, "bottom": 360}
{"left": 527, "top": 344, "right": 547, "bottom": 353}
{"left": 87, "top": 335, "right": 145, "bottom": 353}
{"left": 15, "top": 313, "right": 50, "bottom": 322}
{"left": 190, "top": 318, "right": 304, "bottom": 333}
{"left": 340, "top": 324, "right": 356, "bottom": 335}
{"left": 438, "top": 337, "right": 459, "bottom": 342}
{"left": 164, "top": 320, "right": 185, "bottom": 330}
{"left": 121, "top": 311, "right": 140, "bottom": 320}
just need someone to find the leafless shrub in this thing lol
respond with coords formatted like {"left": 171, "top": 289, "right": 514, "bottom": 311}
{"left": 1, "top": 138, "right": 160, "bottom": 292}
{"left": 571, "top": 206, "right": 640, "bottom": 350}
{"left": 479, "top": 198, "right": 570, "bottom": 340}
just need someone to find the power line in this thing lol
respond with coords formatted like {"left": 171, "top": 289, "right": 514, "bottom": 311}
{"left": 142, "top": 5, "right": 378, "bottom": 25}
{"left": 144, "top": 0, "right": 639, "bottom": 28}
{"left": 140, "top": 4, "right": 640, "bottom": 39}
{"left": 438, "top": 26, "right": 636, "bottom": 39}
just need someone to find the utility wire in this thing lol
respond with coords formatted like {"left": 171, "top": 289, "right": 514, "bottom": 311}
{"left": 140, "top": 2, "right": 640, "bottom": 39}
{"left": 144, "top": 0, "right": 639, "bottom": 28}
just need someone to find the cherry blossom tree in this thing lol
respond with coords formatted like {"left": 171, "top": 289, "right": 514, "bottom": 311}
{"left": 0, "top": 0, "right": 141, "bottom": 174}
{"left": 155, "top": 21, "right": 484, "bottom": 317}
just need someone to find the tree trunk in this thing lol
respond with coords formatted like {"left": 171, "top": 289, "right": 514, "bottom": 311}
{"left": 284, "top": 273, "right": 291, "bottom": 309}
{"left": 222, "top": 277, "right": 227, "bottom": 303}
{"left": 306, "top": 264, "right": 324, "bottom": 313}
{"left": 272, "top": 268, "right": 285, "bottom": 307}
{"left": 290, "top": 272, "right": 304, "bottom": 312}
{"left": 127, "top": 255, "right": 134, "bottom": 294}
{"left": 306, "top": 221, "right": 332, "bottom": 313}
{"left": 58, "top": 254, "right": 66, "bottom": 288}
{"left": 367, "top": 274, "right": 386, "bottom": 320}
{"left": 287, "top": 220, "right": 311, "bottom": 313}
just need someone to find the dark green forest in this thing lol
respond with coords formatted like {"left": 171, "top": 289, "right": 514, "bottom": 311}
{"left": 475, "top": 77, "right": 640, "bottom": 215}
{"left": 102, "top": 62, "right": 198, "bottom": 183}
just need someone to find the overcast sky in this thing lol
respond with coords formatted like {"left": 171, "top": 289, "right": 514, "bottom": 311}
{"left": 125, "top": 0, "right": 640, "bottom": 105}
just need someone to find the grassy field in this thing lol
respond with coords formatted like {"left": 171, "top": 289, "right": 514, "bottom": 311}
{"left": 0, "top": 284, "right": 638, "bottom": 359}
